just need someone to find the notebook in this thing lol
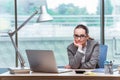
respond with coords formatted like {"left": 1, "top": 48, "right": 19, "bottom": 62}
{"left": 26, "top": 50, "right": 72, "bottom": 73}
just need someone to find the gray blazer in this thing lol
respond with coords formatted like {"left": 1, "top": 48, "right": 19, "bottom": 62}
{"left": 67, "top": 39, "right": 99, "bottom": 69}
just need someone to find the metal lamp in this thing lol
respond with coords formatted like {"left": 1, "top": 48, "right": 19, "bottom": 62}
{"left": 8, "top": 5, "right": 53, "bottom": 74}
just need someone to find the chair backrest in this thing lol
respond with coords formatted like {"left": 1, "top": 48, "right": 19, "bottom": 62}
{"left": 98, "top": 44, "right": 108, "bottom": 68}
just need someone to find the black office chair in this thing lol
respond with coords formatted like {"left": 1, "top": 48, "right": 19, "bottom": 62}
{"left": 98, "top": 44, "right": 108, "bottom": 68}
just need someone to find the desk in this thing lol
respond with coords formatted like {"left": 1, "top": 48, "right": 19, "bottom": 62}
{"left": 0, "top": 70, "right": 120, "bottom": 80}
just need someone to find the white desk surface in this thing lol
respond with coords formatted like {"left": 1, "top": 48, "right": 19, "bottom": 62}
{"left": 0, "top": 69, "right": 120, "bottom": 80}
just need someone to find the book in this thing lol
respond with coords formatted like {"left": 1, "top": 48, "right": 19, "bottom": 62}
{"left": 8, "top": 67, "right": 30, "bottom": 74}
{"left": 91, "top": 68, "right": 104, "bottom": 73}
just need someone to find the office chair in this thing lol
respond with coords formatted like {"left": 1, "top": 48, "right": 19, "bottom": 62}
{"left": 98, "top": 44, "right": 108, "bottom": 68}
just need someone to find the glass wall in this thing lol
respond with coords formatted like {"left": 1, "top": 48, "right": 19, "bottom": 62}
{"left": 18, "top": 0, "right": 101, "bottom": 67}
{"left": 2, "top": 0, "right": 120, "bottom": 67}
{"left": 105, "top": 0, "right": 120, "bottom": 65}
{"left": 0, "top": 0, "right": 15, "bottom": 67}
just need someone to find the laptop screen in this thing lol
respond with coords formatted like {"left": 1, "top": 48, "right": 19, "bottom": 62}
{"left": 26, "top": 50, "right": 59, "bottom": 73}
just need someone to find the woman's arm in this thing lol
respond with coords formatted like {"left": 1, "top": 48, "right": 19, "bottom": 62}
{"left": 67, "top": 46, "right": 85, "bottom": 69}
{"left": 80, "top": 43, "right": 99, "bottom": 69}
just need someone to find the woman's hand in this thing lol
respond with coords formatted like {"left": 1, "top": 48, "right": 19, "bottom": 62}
{"left": 64, "top": 65, "right": 71, "bottom": 69}
{"left": 74, "top": 40, "right": 82, "bottom": 49}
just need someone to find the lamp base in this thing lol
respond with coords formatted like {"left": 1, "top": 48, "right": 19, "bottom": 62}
{"left": 8, "top": 67, "right": 30, "bottom": 74}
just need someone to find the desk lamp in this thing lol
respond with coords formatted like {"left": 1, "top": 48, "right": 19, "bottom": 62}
{"left": 8, "top": 5, "right": 53, "bottom": 74}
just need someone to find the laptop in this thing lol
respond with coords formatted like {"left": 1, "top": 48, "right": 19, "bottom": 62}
{"left": 26, "top": 50, "right": 72, "bottom": 73}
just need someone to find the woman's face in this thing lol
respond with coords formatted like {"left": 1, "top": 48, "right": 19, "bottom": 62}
{"left": 74, "top": 28, "right": 88, "bottom": 45}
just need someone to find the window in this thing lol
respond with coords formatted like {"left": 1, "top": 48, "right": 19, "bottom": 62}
{"left": 105, "top": 0, "right": 120, "bottom": 65}
{"left": 1, "top": 0, "right": 120, "bottom": 68}
{"left": 19, "top": 0, "right": 101, "bottom": 67}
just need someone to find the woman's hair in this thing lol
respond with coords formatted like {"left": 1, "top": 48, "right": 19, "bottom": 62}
{"left": 74, "top": 24, "right": 94, "bottom": 40}
{"left": 74, "top": 24, "right": 89, "bottom": 34}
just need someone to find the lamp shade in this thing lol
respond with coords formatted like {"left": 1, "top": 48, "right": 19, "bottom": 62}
{"left": 37, "top": 5, "right": 53, "bottom": 22}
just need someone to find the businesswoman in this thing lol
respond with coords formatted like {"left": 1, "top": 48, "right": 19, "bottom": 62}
{"left": 65, "top": 24, "right": 99, "bottom": 69}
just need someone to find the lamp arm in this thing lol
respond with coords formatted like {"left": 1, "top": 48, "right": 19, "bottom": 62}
{"left": 10, "top": 10, "right": 38, "bottom": 36}
{"left": 8, "top": 10, "right": 38, "bottom": 68}
{"left": 8, "top": 34, "right": 25, "bottom": 68}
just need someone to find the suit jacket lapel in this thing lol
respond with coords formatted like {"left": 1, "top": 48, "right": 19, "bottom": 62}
{"left": 85, "top": 40, "right": 92, "bottom": 62}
